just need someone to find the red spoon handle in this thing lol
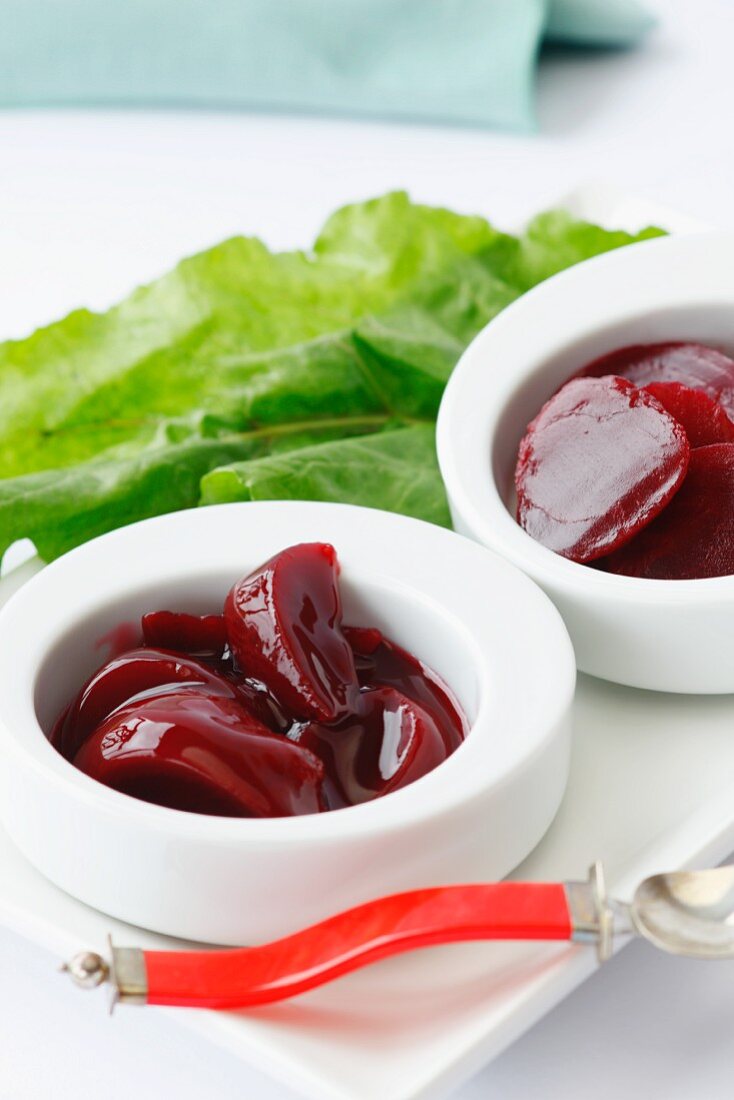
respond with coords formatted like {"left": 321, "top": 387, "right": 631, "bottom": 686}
{"left": 143, "top": 883, "right": 572, "bottom": 1009}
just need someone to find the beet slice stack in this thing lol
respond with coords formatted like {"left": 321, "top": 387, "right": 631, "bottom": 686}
{"left": 515, "top": 375, "right": 690, "bottom": 563}
{"left": 514, "top": 341, "right": 734, "bottom": 581}
{"left": 643, "top": 382, "right": 734, "bottom": 448}
{"left": 600, "top": 444, "right": 734, "bottom": 580}
{"left": 224, "top": 542, "right": 359, "bottom": 722}
{"left": 584, "top": 342, "right": 734, "bottom": 417}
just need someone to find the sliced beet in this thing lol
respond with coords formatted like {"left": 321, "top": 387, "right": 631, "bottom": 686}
{"left": 234, "top": 676, "right": 292, "bottom": 734}
{"left": 644, "top": 382, "right": 734, "bottom": 448}
{"left": 72, "top": 690, "right": 326, "bottom": 817}
{"left": 292, "top": 686, "right": 447, "bottom": 808}
{"left": 515, "top": 375, "right": 690, "bottom": 562}
{"left": 223, "top": 543, "right": 359, "bottom": 723}
{"left": 600, "top": 444, "right": 734, "bottom": 579}
{"left": 348, "top": 631, "right": 467, "bottom": 753}
{"left": 55, "top": 648, "right": 239, "bottom": 761}
{"left": 343, "top": 625, "right": 384, "bottom": 679}
{"left": 583, "top": 343, "right": 734, "bottom": 415}
{"left": 342, "top": 625, "right": 383, "bottom": 656}
{"left": 141, "top": 611, "right": 227, "bottom": 655}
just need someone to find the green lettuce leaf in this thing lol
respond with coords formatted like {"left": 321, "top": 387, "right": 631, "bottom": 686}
{"left": 492, "top": 209, "right": 664, "bottom": 291}
{"left": 0, "top": 193, "right": 662, "bottom": 561}
{"left": 0, "top": 193, "right": 500, "bottom": 479}
{"left": 200, "top": 425, "right": 450, "bottom": 528}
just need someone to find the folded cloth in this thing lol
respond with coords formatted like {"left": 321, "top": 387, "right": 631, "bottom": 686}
{"left": 0, "top": 0, "right": 655, "bottom": 131}
{"left": 547, "top": 0, "right": 655, "bottom": 44}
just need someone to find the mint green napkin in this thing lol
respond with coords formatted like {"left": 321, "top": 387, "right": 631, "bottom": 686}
{"left": 0, "top": 0, "right": 654, "bottom": 131}
{"left": 547, "top": 0, "right": 655, "bottom": 44}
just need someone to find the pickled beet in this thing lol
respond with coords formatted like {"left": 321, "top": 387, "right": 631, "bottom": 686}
{"left": 291, "top": 687, "right": 447, "bottom": 808}
{"left": 234, "top": 676, "right": 293, "bottom": 734}
{"left": 141, "top": 611, "right": 227, "bottom": 655}
{"left": 53, "top": 545, "right": 467, "bottom": 817}
{"left": 342, "top": 625, "right": 383, "bottom": 656}
{"left": 73, "top": 691, "right": 326, "bottom": 818}
{"left": 347, "top": 630, "right": 467, "bottom": 753}
{"left": 515, "top": 376, "right": 690, "bottom": 562}
{"left": 643, "top": 382, "right": 734, "bottom": 448}
{"left": 224, "top": 543, "right": 359, "bottom": 723}
{"left": 54, "top": 648, "right": 239, "bottom": 760}
{"left": 583, "top": 343, "right": 734, "bottom": 416}
{"left": 599, "top": 444, "right": 734, "bottom": 580}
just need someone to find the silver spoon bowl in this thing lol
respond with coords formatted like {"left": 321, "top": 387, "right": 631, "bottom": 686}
{"left": 630, "top": 864, "right": 734, "bottom": 959}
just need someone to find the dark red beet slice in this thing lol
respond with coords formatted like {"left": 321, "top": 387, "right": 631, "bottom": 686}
{"left": 515, "top": 376, "right": 690, "bottom": 562}
{"left": 234, "top": 677, "right": 292, "bottom": 734}
{"left": 583, "top": 343, "right": 734, "bottom": 415}
{"left": 223, "top": 543, "right": 359, "bottom": 723}
{"left": 600, "top": 444, "right": 734, "bottom": 579}
{"left": 292, "top": 686, "right": 447, "bottom": 809}
{"left": 643, "top": 382, "right": 734, "bottom": 448}
{"left": 342, "top": 625, "right": 383, "bottom": 656}
{"left": 347, "top": 631, "right": 467, "bottom": 753}
{"left": 343, "top": 625, "right": 384, "bottom": 679}
{"left": 73, "top": 690, "right": 326, "bottom": 817}
{"left": 141, "top": 611, "right": 227, "bottom": 655}
{"left": 55, "top": 648, "right": 239, "bottom": 761}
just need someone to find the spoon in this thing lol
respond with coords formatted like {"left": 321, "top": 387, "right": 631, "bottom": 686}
{"left": 630, "top": 863, "right": 734, "bottom": 958}
{"left": 62, "top": 862, "right": 734, "bottom": 1011}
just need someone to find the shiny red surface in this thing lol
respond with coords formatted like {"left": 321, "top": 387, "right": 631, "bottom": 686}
{"left": 224, "top": 543, "right": 359, "bottom": 722}
{"left": 643, "top": 382, "right": 734, "bottom": 448}
{"left": 516, "top": 341, "right": 734, "bottom": 580}
{"left": 348, "top": 625, "right": 466, "bottom": 754}
{"left": 54, "top": 648, "right": 238, "bottom": 761}
{"left": 141, "top": 611, "right": 227, "bottom": 655}
{"left": 583, "top": 341, "right": 734, "bottom": 416}
{"left": 515, "top": 375, "right": 690, "bottom": 562}
{"left": 73, "top": 690, "right": 326, "bottom": 817}
{"left": 54, "top": 544, "right": 466, "bottom": 817}
{"left": 600, "top": 443, "right": 734, "bottom": 579}
{"left": 144, "top": 882, "right": 572, "bottom": 1009}
{"left": 291, "top": 686, "right": 448, "bottom": 809}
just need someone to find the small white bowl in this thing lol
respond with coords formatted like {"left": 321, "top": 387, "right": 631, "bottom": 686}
{"left": 437, "top": 232, "right": 734, "bottom": 695}
{"left": 0, "top": 502, "right": 573, "bottom": 944}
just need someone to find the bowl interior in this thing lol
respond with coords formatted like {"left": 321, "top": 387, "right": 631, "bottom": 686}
{"left": 493, "top": 303, "right": 734, "bottom": 512}
{"left": 34, "top": 568, "right": 482, "bottom": 744}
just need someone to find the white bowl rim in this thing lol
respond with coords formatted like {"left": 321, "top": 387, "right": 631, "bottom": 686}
{"left": 0, "top": 500, "right": 575, "bottom": 846}
{"left": 437, "top": 230, "right": 734, "bottom": 605}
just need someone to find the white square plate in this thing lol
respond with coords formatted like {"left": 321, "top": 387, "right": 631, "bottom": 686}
{"left": 1, "top": 186, "right": 730, "bottom": 1100}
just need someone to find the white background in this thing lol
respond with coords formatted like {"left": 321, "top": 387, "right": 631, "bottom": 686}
{"left": 1, "top": 0, "right": 734, "bottom": 1096}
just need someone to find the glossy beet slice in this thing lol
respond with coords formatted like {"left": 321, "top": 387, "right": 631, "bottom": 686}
{"left": 224, "top": 543, "right": 359, "bottom": 723}
{"left": 342, "top": 625, "right": 383, "bottom": 656}
{"left": 234, "top": 677, "right": 292, "bottom": 734}
{"left": 141, "top": 611, "right": 227, "bottom": 655}
{"left": 515, "top": 375, "right": 690, "bottom": 562}
{"left": 583, "top": 343, "right": 734, "bottom": 415}
{"left": 600, "top": 444, "right": 734, "bottom": 580}
{"left": 644, "top": 382, "right": 734, "bottom": 448}
{"left": 293, "top": 686, "right": 447, "bottom": 808}
{"left": 73, "top": 691, "right": 326, "bottom": 817}
{"left": 347, "top": 631, "right": 467, "bottom": 753}
{"left": 55, "top": 648, "right": 239, "bottom": 761}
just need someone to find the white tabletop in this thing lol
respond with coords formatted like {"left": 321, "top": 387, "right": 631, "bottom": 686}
{"left": 2, "top": 0, "right": 734, "bottom": 1096}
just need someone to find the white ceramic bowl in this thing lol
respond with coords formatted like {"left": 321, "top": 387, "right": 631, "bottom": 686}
{"left": 0, "top": 502, "right": 573, "bottom": 944}
{"left": 437, "top": 232, "right": 734, "bottom": 694}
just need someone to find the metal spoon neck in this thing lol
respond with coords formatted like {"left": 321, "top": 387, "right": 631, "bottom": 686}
{"left": 565, "top": 861, "right": 633, "bottom": 961}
